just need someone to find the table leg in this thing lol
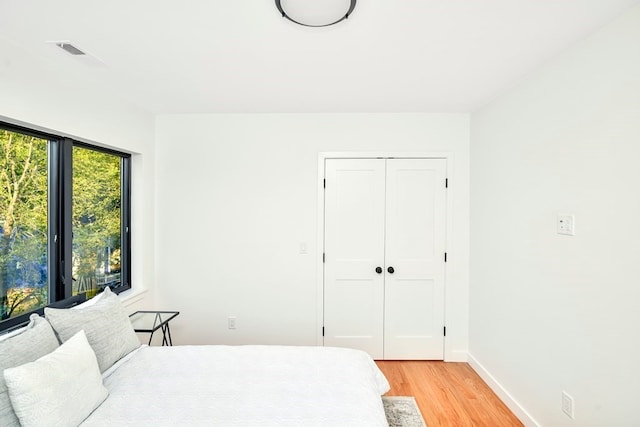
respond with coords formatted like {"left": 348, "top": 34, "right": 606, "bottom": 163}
{"left": 166, "top": 323, "right": 173, "bottom": 346}
{"left": 160, "top": 323, "right": 173, "bottom": 346}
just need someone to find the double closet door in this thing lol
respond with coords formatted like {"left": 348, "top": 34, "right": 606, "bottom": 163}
{"left": 323, "top": 158, "right": 446, "bottom": 360}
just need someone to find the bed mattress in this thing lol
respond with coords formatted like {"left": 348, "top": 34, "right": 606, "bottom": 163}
{"left": 81, "top": 344, "right": 390, "bottom": 426}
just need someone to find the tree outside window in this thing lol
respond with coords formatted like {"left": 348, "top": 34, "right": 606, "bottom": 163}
{"left": 0, "top": 129, "right": 48, "bottom": 320}
{"left": 72, "top": 147, "right": 122, "bottom": 298}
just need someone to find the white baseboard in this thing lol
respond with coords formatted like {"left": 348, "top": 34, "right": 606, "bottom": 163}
{"left": 467, "top": 353, "right": 540, "bottom": 427}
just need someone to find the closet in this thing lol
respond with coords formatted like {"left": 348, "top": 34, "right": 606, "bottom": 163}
{"left": 323, "top": 158, "right": 447, "bottom": 360}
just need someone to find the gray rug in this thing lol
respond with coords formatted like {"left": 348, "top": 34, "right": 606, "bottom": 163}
{"left": 383, "top": 396, "right": 427, "bottom": 427}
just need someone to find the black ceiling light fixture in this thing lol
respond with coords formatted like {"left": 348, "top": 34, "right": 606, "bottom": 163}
{"left": 275, "top": 0, "right": 357, "bottom": 27}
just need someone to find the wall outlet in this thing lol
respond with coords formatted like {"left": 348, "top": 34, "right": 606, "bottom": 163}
{"left": 228, "top": 316, "right": 236, "bottom": 330}
{"left": 557, "top": 214, "right": 575, "bottom": 236}
{"left": 562, "top": 391, "right": 574, "bottom": 419}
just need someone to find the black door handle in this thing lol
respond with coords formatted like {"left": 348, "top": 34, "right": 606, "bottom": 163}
{"left": 387, "top": 266, "right": 395, "bottom": 274}
{"left": 375, "top": 266, "right": 383, "bottom": 274}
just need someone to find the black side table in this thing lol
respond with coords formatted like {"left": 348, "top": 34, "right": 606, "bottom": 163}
{"left": 129, "top": 311, "right": 179, "bottom": 346}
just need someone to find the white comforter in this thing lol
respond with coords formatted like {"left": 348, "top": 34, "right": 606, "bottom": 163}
{"left": 81, "top": 345, "right": 390, "bottom": 426}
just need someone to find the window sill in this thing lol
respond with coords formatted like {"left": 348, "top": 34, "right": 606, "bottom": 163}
{"left": 118, "top": 288, "right": 149, "bottom": 308}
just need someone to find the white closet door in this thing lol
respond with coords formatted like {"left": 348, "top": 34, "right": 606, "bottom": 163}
{"left": 323, "top": 159, "right": 385, "bottom": 359}
{"left": 384, "top": 159, "right": 446, "bottom": 360}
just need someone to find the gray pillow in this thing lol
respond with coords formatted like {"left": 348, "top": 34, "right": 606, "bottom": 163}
{"left": 0, "top": 314, "right": 59, "bottom": 427}
{"left": 45, "top": 287, "right": 140, "bottom": 373}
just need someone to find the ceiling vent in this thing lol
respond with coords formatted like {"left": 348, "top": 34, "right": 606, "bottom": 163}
{"left": 56, "top": 43, "right": 85, "bottom": 56}
{"left": 45, "top": 41, "right": 106, "bottom": 67}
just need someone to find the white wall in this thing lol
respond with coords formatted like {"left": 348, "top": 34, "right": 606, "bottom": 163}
{"left": 0, "top": 37, "right": 156, "bottom": 312}
{"left": 155, "top": 113, "right": 470, "bottom": 360}
{"left": 470, "top": 5, "right": 640, "bottom": 426}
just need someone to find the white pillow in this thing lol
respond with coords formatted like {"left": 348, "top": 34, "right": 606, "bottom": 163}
{"left": 45, "top": 287, "right": 140, "bottom": 373}
{"left": 3, "top": 330, "right": 108, "bottom": 427}
{"left": 71, "top": 288, "right": 107, "bottom": 309}
{"left": 0, "top": 314, "right": 59, "bottom": 427}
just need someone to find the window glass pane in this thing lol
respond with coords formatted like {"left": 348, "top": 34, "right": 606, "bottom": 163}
{"left": 72, "top": 146, "right": 122, "bottom": 298}
{"left": 0, "top": 129, "right": 49, "bottom": 321}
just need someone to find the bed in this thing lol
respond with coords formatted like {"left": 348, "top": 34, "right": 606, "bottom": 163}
{"left": 0, "top": 288, "right": 390, "bottom": 427}
{"left": 83, "top": 345, "right": 389, "bottom": 426}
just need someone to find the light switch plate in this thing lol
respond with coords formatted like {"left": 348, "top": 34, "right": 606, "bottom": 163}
{"left": 562, "top": 391, "right": 574, "bottom": 419}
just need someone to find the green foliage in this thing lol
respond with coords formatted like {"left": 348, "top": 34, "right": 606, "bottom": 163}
{"left": 72, "top": 147, "right": 122, "bottom": 282}
{"left": 0, "top": 129, "right": 48, "bottom": 319}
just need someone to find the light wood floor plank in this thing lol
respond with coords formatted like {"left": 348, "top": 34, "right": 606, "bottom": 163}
{"left": 376, "top": 361, "right": 523, "bottom": 427}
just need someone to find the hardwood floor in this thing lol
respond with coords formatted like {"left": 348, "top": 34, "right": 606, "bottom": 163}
{"left": 376, "top": 361, "right": 523, "bottom": 427}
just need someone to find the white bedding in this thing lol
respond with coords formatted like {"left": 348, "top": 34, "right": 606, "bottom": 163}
{"left": 81, "top": 345, "right": 390, "bottom": 426}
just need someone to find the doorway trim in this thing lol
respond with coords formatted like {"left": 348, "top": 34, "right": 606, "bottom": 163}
{"left": 316, "top": 151, "right": 455, "bottom": 360}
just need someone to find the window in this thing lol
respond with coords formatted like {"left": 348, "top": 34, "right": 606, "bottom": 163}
{"left": 0, "top": 123, "right": 131, "bottom": 331}
{"left": 72, "top": 145, "right": 128, "bottom": 299}
{"left": 0, "top": 130, "right": 49, "bottom": 321}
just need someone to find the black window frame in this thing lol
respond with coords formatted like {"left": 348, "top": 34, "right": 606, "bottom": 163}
{"left": 0, "top": 121, "right": 132, "bottom": 332}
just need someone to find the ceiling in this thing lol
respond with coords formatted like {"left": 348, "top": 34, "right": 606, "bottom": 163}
{"left": 0, "top": 0, "right": 638, "bottom": 114}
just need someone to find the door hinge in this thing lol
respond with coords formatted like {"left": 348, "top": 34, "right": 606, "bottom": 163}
{"left": 444, "top": 326, "right": 446, "bottom": 337}
{"left": 445, "top": 178, "right": 448, "bottom": 188}
{"left": 444, "top": 252, "right": 447, "bottom": 262}
{"left": 323, "top": 179, "right": 326, "bottom": 188}
{"left": 322, "top": 327, "right": 325, "bottom": 337}
{"left": 323, "top": 253, "right": 325, "bottom": 263}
